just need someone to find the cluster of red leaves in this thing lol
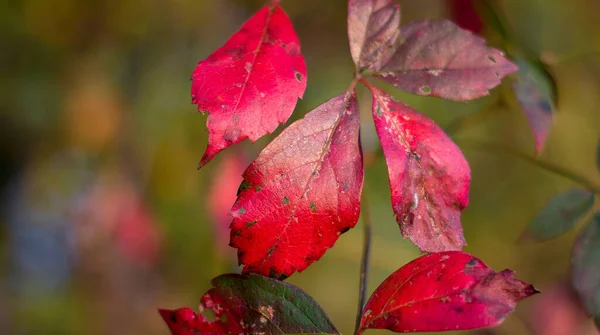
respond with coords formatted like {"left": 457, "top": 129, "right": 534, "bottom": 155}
{"left": 162, "top": 0, "right": 538, "bottom": 334}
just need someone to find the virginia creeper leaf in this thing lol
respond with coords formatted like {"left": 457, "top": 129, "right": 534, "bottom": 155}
{"left": 192, "top": 4, "right": 307, "bottom": 167}
{"left": 230, "top": 92, "right": 363, "bottom": 278}
{"left": 347, "top": 0, "right": 400, "bottom": 72}
{"left": 369, "top": 85, "right": 470, "bottom": 252}
{"left": 512, "top": 58, "right": 557, "bottom": 154}
{"left": 159, "top": 273, "right": 339, "bottom": 335}
{"left": 357, "top": 251, "right": 539, "bottom": 334}
{"left": 571, "top": 212, "right": 600, "bottom": 330}
{"left": 376, "top": 20, "right": 517, "bottom": 101}
{"left": 519, "top": 188, "right": 594, "bottom": 243}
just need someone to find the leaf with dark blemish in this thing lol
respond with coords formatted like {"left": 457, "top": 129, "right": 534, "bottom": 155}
{"left": 159, "top": 273, "right": 339, "bottom": 334}
{"left": 357, "top": 251, "right": 538, "bottom": 334}
{"left": 368, "top": 85, "right": 470, "bottom": 252}
{"left": 192, "top": 3, "right": 307, "bottom": 168}
{"left": 230, "top": 92, "right": 364, "bottom": 278}
{"left": 375, "top": 20, "right": 517, "bottom": 101}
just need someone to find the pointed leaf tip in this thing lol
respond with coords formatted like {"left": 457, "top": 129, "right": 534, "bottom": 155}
{"left": 376, "top": 20, "right": 517, "bottom": 101}
{"left": 359, "top": 251, "right": 538, "bottom": 333}
{"left": 369, "top": 85, "right": 470, "bottom": 252}
{"left": 512, "top": 58, "right": 557, "bottom": 154}
{"left": 192, "top": 4, "right": 306, "bottom": 167}
{"left": 519, "top": 188, "right": 594, "bottom": 243}
{"left": 159, "top": 274, "right": 339, "bottom": 335}
{"left": 230, "top": 92, "right": 364, "bottom": 278}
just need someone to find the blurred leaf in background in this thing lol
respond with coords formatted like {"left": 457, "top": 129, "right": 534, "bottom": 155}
{"left": 1, "top": 0, "right": 600, "bottom": 334}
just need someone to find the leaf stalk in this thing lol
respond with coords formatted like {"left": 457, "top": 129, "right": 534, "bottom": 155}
{"left": 354, "top": 188, "right": 372, "bottom": 335}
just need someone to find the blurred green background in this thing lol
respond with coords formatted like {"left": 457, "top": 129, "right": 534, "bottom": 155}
{"left": 2, "top": 0, "right": 600, "bottom": 334}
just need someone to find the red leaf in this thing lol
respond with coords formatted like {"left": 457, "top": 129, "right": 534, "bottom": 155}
{"left": 358, "top": 251, "right": 539, "bottom": 334}
{"left": 368, "top": 85, "right": 470, "bottom": 252}
{"left": 230, "top": 92, "right": 363, "bottom": 278}
{"left": 207, "top": 151, "right": 247, "bottom": 254}
{"left": 448, "top": 0, "right": 484, "bottom": 34}
{"left": 159, "top": 273, "right": 339, "bottom": 335}
{"left": 192, "top": 4, "right": 307, "bottom": 167}
{"left": 376, "top": 20, "right": 517, "bottom": 101}
{"left": 347, "top": 0, "right": 400, "bottom": 71}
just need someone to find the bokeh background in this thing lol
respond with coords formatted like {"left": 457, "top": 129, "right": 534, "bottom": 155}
{"left": 2, "top": 0, "right": 600, "bottom": 334}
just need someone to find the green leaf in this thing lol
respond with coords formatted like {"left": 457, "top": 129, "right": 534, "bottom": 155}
{"left": 159, "top": 273, "right": 339, "bottom": 335}
{"left": 571, "top": 212, "right": 600, "bottom": 331}
{"left": 519, "top": 188, "right": 595, "bottom": 242}
{"left": 512, "top": 57, "right": 557, "bottom": 154}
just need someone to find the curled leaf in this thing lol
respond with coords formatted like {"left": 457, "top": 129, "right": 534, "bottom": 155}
{"left": 358, "top": 251, "right": 539, "bottom": 334}
{"left": 571, "top": 212, "right": 600, "bottom": 331}
{"left": 512, "top": 58, "right": 557, "bottom": 154}
{"left": 369, "top": 85, "right": 470, "bottom": 252}
{"left": 192, "top": 4, "right": 307, "bottom": 167}
{"left": 159, "top": 273, "right": 339, "bottom": 335}
{"left": 376, "top": 20, "right": 517, "bottom": 101}
{"left": 230, "top": 92, "right": 363, "bottom": 278}
{"left": 519, "top": 188, "right": 594, "bottom": 243}
{"left": 347, "top": 0, "right": 400, "bottom": 71}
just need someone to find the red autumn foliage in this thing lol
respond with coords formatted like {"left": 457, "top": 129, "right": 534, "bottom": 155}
{"left": 160, "top": 274, "right": 339, "bottom": 335}
{"left": 230, "top": 93, "right": 363, "bottom": 278}
{"left": 161, "top": 0, "right": 539, "bottom": 334}
{"left": 192, "top": 3, "right": 306, "bottom": 167}
{"left": 368, "top": 84, "right": 470, "bottom": 252}
{"left": 358, "top": 251, "right": 538, "bottom": 334}
{"left": 347, "top": 0, "right": 400, "bottom": 72}
{"left": 375, "top": 20, "right": 517, "bottom": 101}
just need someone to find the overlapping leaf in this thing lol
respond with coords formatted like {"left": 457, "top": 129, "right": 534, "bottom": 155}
{"left": 571, "top": 212, "right": 600, "bottom": 330}
{"left": 519, "top": 188, "right": 595, "bottom": 243}
{"left": 230, "top": 92, "right": 363, "bottom": 278}
{"left": 192, "top": 3, "right": 307, "bottom": 167}
{"left": 369, "top": 85, "right": 470, "bottom": 252}
{"left": 357, "top": 251, "right": 538, "bottom": 334}
{"left": 373, "top": 20, "right": 517, "bottom": 101}
{"left": 159, "top": 273, "right": 339, "bottom": 335}
{"left": 347, "top": 0, "right": 400, "bottom": 72}
{"left": 512, "top": 58, "right": 557, "bottom": 154}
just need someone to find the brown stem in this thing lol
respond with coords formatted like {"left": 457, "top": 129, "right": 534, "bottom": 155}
{"left": 354, "top": 182, "right": 373, "bottom": 335}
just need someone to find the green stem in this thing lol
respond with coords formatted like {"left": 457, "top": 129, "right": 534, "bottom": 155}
{"left": 354, "top": 190, "right": 372, "bottom": 335}
{"left": 457, "top": 139, "right": 600, "bottom": 194}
